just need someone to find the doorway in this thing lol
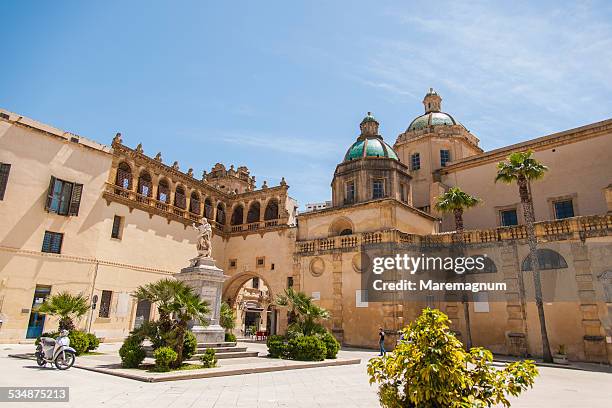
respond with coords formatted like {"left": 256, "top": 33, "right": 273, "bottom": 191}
{"left": 26, "top": 285, "right": 51, "bottom": 338}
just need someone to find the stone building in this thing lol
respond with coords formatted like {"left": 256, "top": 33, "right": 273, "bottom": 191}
{"left": 0, "top": 90, "right": 611, "bottom": 364}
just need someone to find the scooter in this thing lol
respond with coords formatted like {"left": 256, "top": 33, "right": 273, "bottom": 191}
{"left": 35, "top": 330, "right": 77, "bottom": 370}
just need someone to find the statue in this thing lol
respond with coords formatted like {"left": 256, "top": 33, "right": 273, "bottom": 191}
{"left": 192, "top": 217, "right": 213, "bottom": 261}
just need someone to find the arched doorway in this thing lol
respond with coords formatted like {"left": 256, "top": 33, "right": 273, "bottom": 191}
{"left": 223, "top": 272, "right": 277, "bottom": 338}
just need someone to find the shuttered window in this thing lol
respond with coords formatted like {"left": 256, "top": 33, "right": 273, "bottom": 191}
{"left": 99, "top": 290, "right": 112, "bottom": 318}
{"left": 0, "top": 163, "right": 10, "bottom": 200}
{"left": 45, "top": 176, "right": 83, "bottom": 216}
{"left": 111, "top": 215, "right": 123, "bottom": 239}
{"left": 42, "top": 231, "right": 63, "bottom": 254}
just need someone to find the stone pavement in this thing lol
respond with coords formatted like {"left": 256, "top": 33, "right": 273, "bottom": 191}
{"left": 1, "top": 342, "right": 611, "bottom": 407}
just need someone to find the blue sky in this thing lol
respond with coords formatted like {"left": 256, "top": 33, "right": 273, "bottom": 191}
{"left": 2, "top": 1, "right": 611, "bottom": 207}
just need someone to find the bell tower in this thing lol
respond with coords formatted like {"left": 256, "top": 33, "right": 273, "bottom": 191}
{"left": 423, "top": 88, "right": 442, "bottom": 113}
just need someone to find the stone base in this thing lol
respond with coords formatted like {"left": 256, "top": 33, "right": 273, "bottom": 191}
{"left": 192, "top": 324, "right": 225, "bottom": 343}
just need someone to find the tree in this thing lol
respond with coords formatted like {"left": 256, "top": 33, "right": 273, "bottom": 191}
{"left": 276, "top": 288, "right": 330, "bottom": 337}
{"left": 434, "top": 186, "right": 481, "bottom": 350}
{"left": 495, "top": 150, "right": 551, "bottom": 362}
{"left": 220, "top": 302, "right": 236, "bottom": 332}
{"left": 38, "top": 291, "right": 89, "bottom": 331}
{"left": 133, "top": 279, "right": 209, "bottom": 368}
{"left": 368, "top": 308, "right": 538, "bottom": 407}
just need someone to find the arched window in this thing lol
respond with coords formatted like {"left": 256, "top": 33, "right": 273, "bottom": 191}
{"left": 216, "top": 202, "right": 225, "bottom": 225}
{"left": 204, "top": 198, "right": 213, "bottom": 219}
{"left": 329, "top": 217, "right": 354, "bottom": 237}
{"left": 174, "top": 186, "right": 186, "bottom": 209}
{"left": 466, "top": 256, "right": 497, "bottom": 274}
{"left": 137, "top": 171, "right": 152, "bottom": 197}
{"left": 521, "top": 249, "right": 568, "bottom": 271}
{"left": 339, "top": 229, "right": 353, "bottom": 236}
{"left": 264, "top": 199, "right": 279, "bottom": 220}
{"left": 190, "top": 191, "right": 201, "bottom": 214}
{"left": 247, "top": 202, "right": 260, "bottom": 223}
{"left": 157, "top": 179, "right": 170, "bottom": 203}
{"left": 231, "top": 205, "right": 243, "bottom": 225}
{"left": 115, "top": 162, "right": 132, "bottom": 190}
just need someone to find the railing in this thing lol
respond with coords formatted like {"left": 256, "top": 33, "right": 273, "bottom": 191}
{"left": 295, "top": 215, "right": 612, "bottom": 254}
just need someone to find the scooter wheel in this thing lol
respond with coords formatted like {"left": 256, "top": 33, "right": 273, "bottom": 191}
{"left": 54, "top": 351, "right": 76, "bottom": 370}
{"left": 36, "top": 355, "right": 46, "bottom": 367}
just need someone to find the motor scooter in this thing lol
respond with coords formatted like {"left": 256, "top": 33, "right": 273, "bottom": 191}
{"left": 35, "top": 330, "right": 77, "bottom": 370}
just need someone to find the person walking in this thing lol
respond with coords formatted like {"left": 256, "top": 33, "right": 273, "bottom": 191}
{"left": 378, "top": 327, "right": 386, "bottom": 356}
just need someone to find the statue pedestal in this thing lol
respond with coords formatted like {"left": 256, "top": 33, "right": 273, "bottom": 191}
{"left": 175, "top": 257, "right": 228, "bottom": 343}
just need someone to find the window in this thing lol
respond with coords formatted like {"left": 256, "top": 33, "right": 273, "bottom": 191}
{"left": 42, "top": 231, "right": 63, "bottom": 254}
{"left": 500, "top": 209, "right": 518, "bottom": 226}
{"left": 229, "top": 259, "right": 237, "bottom": 269}
{"left": 252, "top": 277, "right": 260, "bottom": 289}
{"left": 0, "top": 163, "right": 11, "bottom": 200}
{"left": 440, "top": 149, "right": 450, "bottom": 167}
{"left": 256, "top": 257, "right": 265, "bottom": 268}
{"left": 410, "top": 153, "right": 420, "bottom": 170}
{"left": 400, "top": 184, "right": 407, "bottom": 203}
{"left": 521, "top": 249, "right": 568, "bottom": 271}
{"left": 111, "top": 215, "right": 123, "bottom": 239}
{"left": 99, "top": 290, "right": 112, "bottom": 318}
{"left": 271, "top": 263, "right": 275, "bottom": 270}
{"left": 373, "top": 179, "right": 384, "bottom": 199}
{"left": 554, "top": 200, "right": 574, "bottom": 219}
{"left": 45, "top": 176, "right": 83, "bottom": 216}
{"left": 287, "top": 277, "right": 294, "bottom": 288}
{"left": 345, "top": 181, "right": 355, "bottom": 204}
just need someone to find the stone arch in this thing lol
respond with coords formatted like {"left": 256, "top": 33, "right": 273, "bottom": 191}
{"left": 216, "top": 202, "right": 226, "bottom": 225}
{"left": 466, "top": 255, "right": 498, "bottom": 274}
{"left": 264, "top": 198, "right": 279, "bottom": 220}
{"left": 247, "top": 201, "right": 261, "bottom": 223}
{"left": 231, "top": 204, "right": 244, "bottom": 225}
{"left": 329, "top": 216, "right": 354, "bottom": 237}
{"left": 115, "top": 162, "right": 132, "bottom": 189}
{"left": 222, "top": 271, "right": 276, "bottom": 308}
{"left": 521, "top": 249, "right": 568, "bottom": 271}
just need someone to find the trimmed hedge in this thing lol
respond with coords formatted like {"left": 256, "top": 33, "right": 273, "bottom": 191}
{"left": 319, "top": 332, "right": 340, "bottom": 359}
{"left": 199, "top": 348, "right": 217, "bottom": 368}
{"left": 266, "top": 335, "right": 287, "bottom": 358}
{"left": 86, "top": 333, "right": 101, "bottom": 352}
{"left": 287, "top": 336, "right": 327, "bottom": 361}
{"left": 182, "top": 331, "right": 197, "bottom": 360}
{"left": 119, "top": 336, "right": 146, "bottom": 368}
{"left": 154, "top": 347, "right": 177, "bottom": 372}
{"left": 225, "top": 332, "right": 237, "bottom": 342}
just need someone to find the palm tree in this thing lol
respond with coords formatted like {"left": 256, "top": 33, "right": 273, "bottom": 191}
{"left": 220, "top": 302, "right": 236, "bottom": 332}
{"left": 495, "top": 150, "right": 551, "bottom": 362}
{"left": 38, "top": 291, "right": 89, "bottom": 331}
{"left": 276, "top": 288, "right": 330, "bottom": 336}
{"left": 133, "top": 278, "right": 185, "bottom": 334}
{"left": 435, "top": 187, "right": 481, "bottom": 350}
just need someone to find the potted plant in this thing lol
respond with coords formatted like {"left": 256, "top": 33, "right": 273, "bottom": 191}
{"left": 553, "top": 344, "right": 568, "bottom": 364}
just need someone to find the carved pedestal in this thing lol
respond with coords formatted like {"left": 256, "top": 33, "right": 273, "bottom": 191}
{"left": 175, "top": 257, "right": 228, "bottom": 343}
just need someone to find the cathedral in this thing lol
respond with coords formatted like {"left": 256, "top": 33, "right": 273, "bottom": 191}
{"left": 0, "top": 89, "right": 610, "bottom": 364}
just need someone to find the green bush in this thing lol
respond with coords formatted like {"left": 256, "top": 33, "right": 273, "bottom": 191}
{"left": 368, "top": 308, "right": 538, "bottom": 408}
{"left": 154, "top": 347, "right": 177, "bottom": 372}
{"left": 225, "top": 332, "right": 237, "bottom": 342}
{"left": 287, "top": 335, "right": 327, "bottom": 361}
{"left": 67, "top": 331, "right": 90, "bottom": 355}
{"left": 199, "top": 348, "right": 217, "bottom": 368}
{"left": 182, "top": 331, "right": 197, "bottom": 360}
{"left": 319, "top": 331, "right": 340, "bottom": 359}
{"left": 266, "top": 335, "right": 287, "bottom": 358}
{"left": 119, "top": 336, "right": 146, "bottom": 368}
{"left": 86, "top": 333, "right": 100, "bottom": 352}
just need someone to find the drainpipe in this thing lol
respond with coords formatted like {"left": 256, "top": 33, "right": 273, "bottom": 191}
{"left": 87, "top": 261, "right": 100, "bottom": 333}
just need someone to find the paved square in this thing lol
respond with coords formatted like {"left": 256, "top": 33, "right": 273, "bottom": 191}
{"left": 1, "top": 342, "right": 611, "bottom": 407}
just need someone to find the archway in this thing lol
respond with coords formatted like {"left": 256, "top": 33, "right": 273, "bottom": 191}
{"left": 222, "top": 272, "right": 277, "bottom": 337}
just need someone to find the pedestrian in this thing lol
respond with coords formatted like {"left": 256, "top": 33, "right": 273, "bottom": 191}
{"left": 379, "top": 327, "right": 386, "bottom": 356}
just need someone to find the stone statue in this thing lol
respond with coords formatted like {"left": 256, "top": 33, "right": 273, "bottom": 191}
{"left": 192, "top": 217, "right": 213, "bottom": 260}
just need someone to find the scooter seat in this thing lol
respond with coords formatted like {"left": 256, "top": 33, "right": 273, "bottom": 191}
{"left": 41, "top": 338, "right": 56, "bottom": 346}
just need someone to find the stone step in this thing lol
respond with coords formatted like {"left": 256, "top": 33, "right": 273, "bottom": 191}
{"left": 196, "top": 342, "right": 237, "bottom": 348}
{"left": 190, "top": 350, "right": 259, "bottom": 360}
{"left": 196, "top": 346, "right": 247, "bottom": 353}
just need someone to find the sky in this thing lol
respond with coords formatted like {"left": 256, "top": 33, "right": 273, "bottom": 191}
{"left": 1, "top": 1, "right": 611, "bottom": 208}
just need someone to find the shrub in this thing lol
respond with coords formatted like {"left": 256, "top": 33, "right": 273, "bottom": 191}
{"left": 319, "top": 331, "right": 340, "bottom": 359}
{"left": 119, "top": 336, "right": 146, "bottom": 368}
{"left": 199, "top": 348, "right": 217, "bottom": 368}
{"left": 225, "top": 332, "right": 237, "bottom": 342}
{"left": 154, "top": 347, "right": 177, "bottom": 372}
{"left": 367, "top": 308, "right": 538, "bottom": 408}
{"left": 266, "top": 335, "right": 287, "bottom": 358}
{"left": 182, "top": 331, "right": 197, "bottom": 361}
{"left": 86, "top": 333, "right": 100, "bottom": 352}
{"left": 287, "top": 335, "right": 327, "bottom": 361}
{"left": 67, "top": 331, "right": 90, "bottom": 355}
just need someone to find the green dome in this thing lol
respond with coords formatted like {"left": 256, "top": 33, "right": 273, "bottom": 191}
{"left": 360, "top": 112, "right": 378, "bottom": 124}
{"left": 344, "top": 137, "right": 399, "bottom": 161}
{"left": 408, "top": 111, "right": 459, "bottom": 131}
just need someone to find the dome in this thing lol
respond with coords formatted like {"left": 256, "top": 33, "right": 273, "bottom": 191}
{"left": 344, "top": 137, "right": 399, "bottom": 161}
{"left": 407, "top": 111, "right": 459, "bottom": 131}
